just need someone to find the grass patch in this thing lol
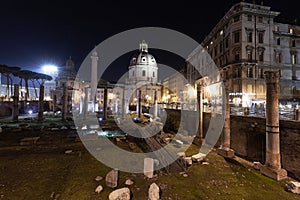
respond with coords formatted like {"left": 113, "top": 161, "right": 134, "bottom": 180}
{"left": 0, "top": 127, "right": 300, "bottom": 199}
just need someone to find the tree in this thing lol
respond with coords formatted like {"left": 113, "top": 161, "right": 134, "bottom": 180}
{"left": 16, "top": 70, "right": 35, "bottom": 103}
{"left": 28, "top": 71, "right": 41, "bottom": 99}
{"left": 0, "top": 65, "right": 20, "bottom": 99}
{"left": 36, "top": 73, "right": 52, "bottom": 85}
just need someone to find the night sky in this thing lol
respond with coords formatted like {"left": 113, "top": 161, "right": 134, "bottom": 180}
{"left": 0, "top": 0, "right": 299, "bottom": 82}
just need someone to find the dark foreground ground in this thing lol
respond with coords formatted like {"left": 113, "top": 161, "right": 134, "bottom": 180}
{"left": 0, "top": 117, "right": 300, "bottom": 200}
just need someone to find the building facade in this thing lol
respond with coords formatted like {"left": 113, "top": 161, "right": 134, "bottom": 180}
{"left": 51, "top": 57, "right": 81, "bottom": 111}
{"left": 187, "top": 1, "right": 300, "bottom": 115}
{"left": 125, "top": 41, "right": 162, "bottom": 111}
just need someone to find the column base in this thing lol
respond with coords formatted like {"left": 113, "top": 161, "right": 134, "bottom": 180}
{"left": 217, "top": 148, "right": 235, "bottom": 158}
{"left": 192, "top": 136, "right": 203, "bottom": 146}
{"left": 260, "top": 165, "right": 287, "bottom": 181}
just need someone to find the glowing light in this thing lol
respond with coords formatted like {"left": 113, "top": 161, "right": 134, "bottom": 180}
{"left": 42, "top": 64, "right": 58, "bottom": 73}
{"left": 28, "top": 110, "right": 33, "bottom": 114}
{"left": 187, "top": 86, "right": 196, "bottom": 98}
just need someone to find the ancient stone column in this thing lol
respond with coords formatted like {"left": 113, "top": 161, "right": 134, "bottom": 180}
{"left": 83, "top": 87, "right": 89, "bottom": 118}
{"left": 217, "top": 80, "right": 235, "bottom": 158}
{"left": 295, "top": 108, "right": 300, "bottom": 121}
{"left": 12, "top": 84, "right": 19, "bottom": 121}
{"left": 62, "top": 85, "right": 68, "bottom": 121}
{"left": 193, "top": 83, "right": 203, "bottom": 146}
{"left": 53, "top": 95, "right": 57, "bottom": 113}
{"left": 38, "top": 85, "right": 44, "bottom": 121}
{"left": 260, "top": 71, "right": 287, "bottom": 180}
{"left": 90, "top": 49, "right": 99, "bottom": 112}
{"left": 103, "top": 88, "right": 108, "bottom": 120}
{"left": 153, "top": 90, "right": 158, "bottom": 119}
{"left": 122, "top": 87, "right": 125, "bottom": 118}
{"left": 136, "top": 89, "right": 141, "bottom": 119}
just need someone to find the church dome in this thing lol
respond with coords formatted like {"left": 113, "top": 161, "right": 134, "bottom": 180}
{"left": 129, "top": 40, "right": 157, "bottom": 66}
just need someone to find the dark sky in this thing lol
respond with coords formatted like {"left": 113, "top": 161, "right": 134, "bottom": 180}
{"left": 0, "top": 0, "right": 299, "bottom": 81}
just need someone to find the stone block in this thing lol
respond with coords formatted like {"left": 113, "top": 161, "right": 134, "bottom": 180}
{"left": 253, "top": 161, "right": 262, "bottom": 171}
{"left": 217, "top": 148, "right": 235, "bottom": 158}
{"left": 144, "top": 158, "right": 154, "bottom": 178}
{"left": 260, "top": 165, "right": 287, "bottom": 181}
{"left": 106, "top": 169, "right": 118, "bottom": 188}
{"left": 191, "top": 153, "right": 206, "bottom": 162}
{"left": 108, "top": 187, "right": 130, "bottom": 200}
{"left": 184, "top": 157, "right": 193, "bottom": 165}
{"left": 286, "top": 181, "right": 300, "bottom": 194}
{"left": 20, "top": 137, "right": 40, "bottom": 146}
{"left": 148, "top": 183, "right": 160, "bottom": 200}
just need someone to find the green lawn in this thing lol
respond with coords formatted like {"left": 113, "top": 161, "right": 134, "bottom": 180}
{"left": 0, "top": 142, "right": 299, "bottom": 200}
{"left": 0, "top": 117, "right": 299, "bottom": 199}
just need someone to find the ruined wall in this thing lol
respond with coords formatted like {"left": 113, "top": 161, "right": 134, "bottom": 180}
{"left": 280, "top": 120, "right": 300, "bottom": 180}
{"left": 203, "top": 112, "right": 300, "bottom": 180}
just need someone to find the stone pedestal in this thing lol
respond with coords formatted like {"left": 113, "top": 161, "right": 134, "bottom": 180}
{"left": 261, "top": 71, "right": 287, "bottom": 180}
{"left": 260, "top": 165, "right": 287, "bottom": 181}
{"left": 144, "top": 158, "right": 154, "bottom": 178}
{"left": 217, "top": 148, "right": 235, "bottom": 158}
{"left": 192, "top": 136, "right": 203, "bottom": 146}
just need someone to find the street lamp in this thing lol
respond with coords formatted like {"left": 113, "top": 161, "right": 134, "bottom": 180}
{"left": 41, "top": 64, "right": 58, "bottom": 74}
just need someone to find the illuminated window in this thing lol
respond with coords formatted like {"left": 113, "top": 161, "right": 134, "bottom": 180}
{"left": 258, "top": 68, "right": 264, "bottom": 78}
{"left": 292, "top": 54, "right": 297, "bottom": 64}
{"left": 247, "top": 67, "right": 253, "bottom": 78}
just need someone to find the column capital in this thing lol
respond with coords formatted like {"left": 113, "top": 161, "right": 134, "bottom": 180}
{"left": 265, "top": 71, "right": 280, "bottom": 84}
